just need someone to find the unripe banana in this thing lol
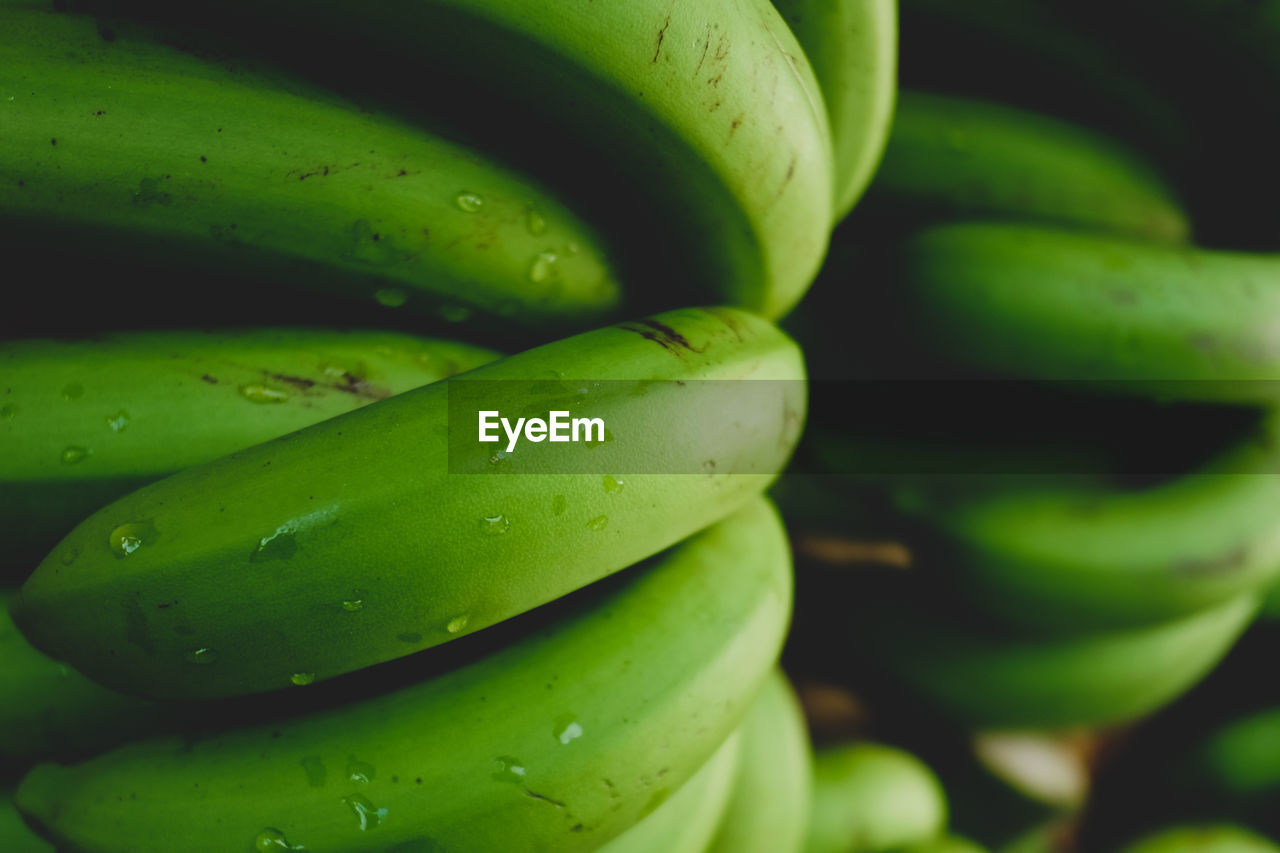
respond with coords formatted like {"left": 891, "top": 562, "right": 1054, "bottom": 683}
{"left": 16, "top": 497, "right": 793, "bottom": 853}
{"left": 65, "top": 0, "right": 835, "bottom": 320}
{"left": 0, "top": 589, "right": 162, "bottom": 767}
{"left": 874, "top": 410, "right": 1280, "bottom": 632}
{"left": 0, "top": 790, "right": 52, "bottom": 853}
{"left": 878, "top": 223, "right": 1280, "bottom": 401}
{"left": 707, "top": 667, "right": 813, "bottom": 853}
{"left": 860, "top": 91, "right": 1190, "bottom": 242}
{"left": 0, "top": 6, "right": 621, "bottom": 336}
{"left": 842, "top": 585, "right": 1259, "bottom": 730}
{"left": 772, "top": 0, "right": 897, "bottom": 219}
{"left": 0, "top": 328, "right": 499, "bottom": 574}
{"left": 1122, "top": 825, "right": 1280, "bottom": 853}
{"left": 1171, "top": 705, "right": 1280, "bottom": 827}
{"left": 804, "top": 742, "right": 948, "bottom": 853}
{"left": 13, "top": 307, "right": 806, "bottom": 699}
{"left": 600, "top": 730, "right": 741, "bottom": 853}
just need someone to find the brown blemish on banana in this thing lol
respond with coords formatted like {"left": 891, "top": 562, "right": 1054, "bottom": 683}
{"left": 652, "top": 16, "right": 670, "bottom": 64}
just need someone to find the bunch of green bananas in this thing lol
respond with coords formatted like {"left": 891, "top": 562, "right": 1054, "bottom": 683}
{"left": 0, "top": 0, "right": 910, "bottom": 848}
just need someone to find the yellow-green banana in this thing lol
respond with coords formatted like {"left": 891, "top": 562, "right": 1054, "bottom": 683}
{"left": 861, "top": 91, "right": 1190, "bottom": 242}
{"left": 600, "top": 730, "right": 742, "bottom": 853}
{"left": 0, "top": 5, "right": 621, "bottom": 336}
{"left": 13, "top": 307, "right": 806, "bottom": 699}
{"left": 772, "top": 0, "right": 897, "bottom": 219}
{"left": 1122, "top": 825, "right": 1280, "bottom": 853}
{"left": 878, "top": 223, "right": 1280, "bottom": 401}
{"left": 0, "top": 589, "right": 161, "bottom": 767}
{"left": 804, "top": 742, "right": 948, "bottom": 853}
{"left": 842, "top": 586, "right": 1259, "bottom": 730}
{"left": 16, "top": 496, "right": 793, "bottom": 853}
{"left": 0, "top": 328, "right": 499, "bottom": 574}
{"left": 707, "top": 667, "right": 813, "bottom": 853}
{"left": 65, "top": 0, "right": 835, "bottom": 320}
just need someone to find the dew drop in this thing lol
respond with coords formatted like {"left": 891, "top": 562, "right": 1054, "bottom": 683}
{"left": 255, "top": 827, "right": 307, "bottom": 852}
{"left": 553, "top": 714, "right": 583, "bottom": 745}
{"left": 551, "top": 494, "right": 567, "bottom": 516}
{"left": 602, "top": 475, "right": 624, "bottom": 494}
{"left": 105, "top": 410, "right": 130, "bottom": 432}
{"left": 529, "top": 251, "right": 558, "bottom": 283}
{"left": 341, "top": 793, "right": 389, "bottom": 831}
{"left": 300, "top": 755, "right": 327, "bottom": 787}
{"left": 59, "top": 546, "right": 79, "bottom": 566}
{"left": 341, "top": 599, "right": 364, "bottom": 612}
{"left": 239, "top": 384, "right": 289, "bottom": 404}
{"left": 61, "top": 445, "right": 90, "bottom": 464}
{"left": 438, "top": 303, "right": 472, "bottom": 323}
{"left": 109, "top": 520, "right": 157, "bottom": 557}
{"left": 587, "top": 515, "right": 609, "bottom": 532}
{"left": 492, "top": 756, "right": 527, "bottom": 784}
{"left": 0, "top": 403, "right": 16, "bottom": 419}
{"left": 526, "top": 209, "right": 547, "bottom": 235}
{"left": 61, "top": 382, "right": 84, "bottom": 400}
{"left": 185, "top": 647, "right": 217, "bottom": 665}
{"left": 374, "top": 288, "right": 408, "bottom": 308}
{"left": 454, "top": 192, "right": 484, "bottom": 213}
{"left": 480, "top": 514, "right": 510, "bottom": 535}
{"left": 251, "top": 527, "right": 298, "bottom": 562}
{"left": 290, "top": 672, "right": 316, "bottom": 686}
{"left": 347, "top": 756, "right": 377, "bottom": 784}
{"left": 445, "top": 614, "right": 470, "bottom": 634}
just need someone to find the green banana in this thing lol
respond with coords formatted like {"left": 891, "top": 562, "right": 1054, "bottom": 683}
{"left": 0, "top": 589, "right": 162, "bottom": 767}
{"left": 12, "top": 306, "right": 806, "bottom": 699}
{"left": 860, "top": 91, "right": 1190, "bottom": 242}
{"left": 0, "top": 5, "right": 622, "bottom": 336}
{"left": 0, "top": 790, "right": 52, "bottom": 853}
{"left": 1171, "top": 705, "right": 1280, "bottom": 825}
{"left": 1121, "top": 825, "right": 1280, "bottom": 853}
{"left": 65, "top": 0, "right": 835, "bottom": 320}
{"left": 841, "top": 585, "right": 1259, "bottom": 730}
{"left": 0, "top": 328, "right": 499, "bottom": 574}
{"left": 16, "top": 496, "right": 793, "bottom": 853}
{"left": 877, "top": 222, "right": 1280, "bottom": 401}
{"left": 804, "top": 742, "right": 948, "bottom": 853}
{"left": 707, "top": 667, "right": 813, "bottom": 853}
{"left": 772, "top": 0, "right": 897, "bottom": 219}
{"left": 873, "top": 410, "right": 1280, "bottom": 632}
{"left": 600, "top": 730, "right": 741, "bottom": 853}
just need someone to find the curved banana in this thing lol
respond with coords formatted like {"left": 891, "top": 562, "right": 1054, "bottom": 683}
{"left": 0, "top": 328, "right": 498, "bottom": 574}
{"left": 707, "top": 667, "right": 813, "bottom": 853}
{"left": 1122, "top": 825, "right": 1280, "bottom": 853}
{"left": 842, "top": 586, "right": 1259, "bottom": 730}
{"left": 876, "top": 410, "right": 1280, "bottom": 632}
{"left": 879, "top": 222, "right": 1280, "bottom": 401}
{"left": 64, "top": 0, "right": 834, "bottom": 320}
{"left": 0, "top": 6, "right": 622, "bottom": 336}
{"left": 772, "top": 0, "right": 897, "bottom": 219}
{"left": 805, "top": 742, "right": 948, "bottom": 853}
{"left": 16, "top": 496, "right": 793, "bottom": 853}
{"left": 600, "top": 730, "right": 741, "bottom": 853}
{"left": 12, "top": 307, "right": 806, "bottom": 699}
{"left": 0, "top": 589, "right": 162, "bottom": 766}
{"left": 861, "top": 91, "right": 1190, "bottom": 242}
{"left": 1173, "top": 705, "right": 1280, "bottom": 820}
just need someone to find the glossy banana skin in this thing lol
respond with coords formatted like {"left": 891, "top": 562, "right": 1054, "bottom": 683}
{"left": 772, "top": 0, "right": 897, "bottom": 219}
{"left": 843, "top": 586, "right": 1259, "bottom": 730}
{"left": 68, "top": 0, "right": 834, "bottom": 321}
{"left": 861, "top": 91, "right": 1190, "bottom": 242}
{"left": 0, "top": 328, "right": 499, "bottom": 574}
{"left": 804, "top": 742, "right": 948, "bottom": 853}
{"left": 707, "top": 667, "right": 813, "bottom": 853}
{"left": 0, "top": 5, "right": 621, "bottom": 335}
{"left": 880, "top": 223, "right": 1280, "bottom": 401}
{"left": 16, "top": 497, "right": 793, "bottom": 853}
{"left": 12, "top": 307, "right": 806, "bottom": 699}
{"left": 600, "top": 730, "right": 741, "bottom": 853}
